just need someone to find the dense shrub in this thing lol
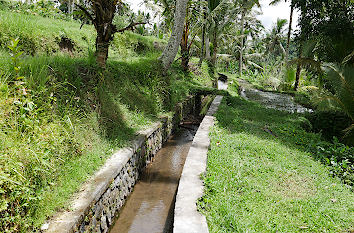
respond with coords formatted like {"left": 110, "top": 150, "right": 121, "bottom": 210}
{"left": 306, "top": 139, "right": 354, "bottom": 186}
{"left": 305, "top": 111, "right": 352, "bottom": 143}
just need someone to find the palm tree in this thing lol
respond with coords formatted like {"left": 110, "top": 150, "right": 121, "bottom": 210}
{"left": 269, "top": 0, "right": 294, "bottom": 63}
{"left": 238, "top": 0, "right": 260, "bottom": 77}
{"left": 180, "top": 0, "right": 206, "bottom": 71}
{"left": 264, "top": 18, "right": 288, "bottom": 57}
{"left": 159, "top": 0, "right": 189, "bottom": 70}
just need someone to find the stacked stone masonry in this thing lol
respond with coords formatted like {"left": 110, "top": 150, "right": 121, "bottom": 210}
{"left": 46, "top": 95, "right": 201, "bottom": 233}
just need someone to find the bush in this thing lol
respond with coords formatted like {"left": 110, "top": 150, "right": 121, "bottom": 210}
{"left": 306, "top": 139, "right": 354, "bottom": 186}
{"left": 305, "top": 111, "right": 352, "bottom": 143}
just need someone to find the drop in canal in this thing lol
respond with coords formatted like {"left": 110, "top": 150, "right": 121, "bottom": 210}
{"left": 109, "top": 124, "right": 199, "bottom": 233}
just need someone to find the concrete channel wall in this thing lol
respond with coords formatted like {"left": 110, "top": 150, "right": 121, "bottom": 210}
{"left": 173, "top": 95, "right": 224, "bottom": 233}
{"left": 45, "top": 95, "right": 201, "bottom": 233}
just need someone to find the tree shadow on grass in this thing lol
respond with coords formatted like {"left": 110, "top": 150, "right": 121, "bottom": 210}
{"left": 215, "top": 95, "right": 321, "bottom": 155}
{"left": 33, "top": 55, "right": 166, "bottom": 146}
{"left": 96, "top": 85, "right": 137, "bottom": 146}
{"left": 105, "top": 57, "right": 168, "bottom": 116}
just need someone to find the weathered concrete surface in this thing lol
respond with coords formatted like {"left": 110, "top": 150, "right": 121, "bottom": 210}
{"left": 173, "top": 95, "right": 224, "bottom": 233}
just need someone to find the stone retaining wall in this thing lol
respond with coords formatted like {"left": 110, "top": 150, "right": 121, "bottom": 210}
{"left": 46, "top": 95, "right": 199, "bottom": 233}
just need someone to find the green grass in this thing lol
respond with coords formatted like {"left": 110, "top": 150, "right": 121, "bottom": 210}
{"left": 0, "top": 10, "right": 166, "bottom": 58}
{"left": 200, "top": 91, "right": 354, "bottom": 232}
{"left": 0, "top": 10, "right": 95, "bottom": 55}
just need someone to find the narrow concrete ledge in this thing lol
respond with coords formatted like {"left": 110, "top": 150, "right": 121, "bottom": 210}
{"left": 173, "top": 95, "right": 224, "bottom": 233}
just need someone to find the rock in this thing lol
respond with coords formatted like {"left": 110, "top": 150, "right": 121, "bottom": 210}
{"left": 40, "top": 223, "right": 49, "bottom": 231}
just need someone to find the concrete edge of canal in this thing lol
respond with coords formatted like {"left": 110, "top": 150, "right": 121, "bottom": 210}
{"left": 44, "top": 96, "right": 200, "bottom": 233}
{"left": 173, "top": 95, "right": 224, "bottom": 233}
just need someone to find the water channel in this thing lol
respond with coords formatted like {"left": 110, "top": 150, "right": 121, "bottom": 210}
{"left": 109, "top": 78, "right": 309, "bottom": 233}
{"left": 109, "top": 126, "right": 198, "bottom": 233}
{"left": 238, "top": 79, "right": 312, "bottom": 113}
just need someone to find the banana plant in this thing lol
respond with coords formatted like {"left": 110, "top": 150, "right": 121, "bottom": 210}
{"left": 292, "top": 51, "right": 354, "bottom": 141}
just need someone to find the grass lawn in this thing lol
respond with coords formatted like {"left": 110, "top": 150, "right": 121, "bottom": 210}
{"left": 200, "top": 87, "right": 354, "bottom": 232}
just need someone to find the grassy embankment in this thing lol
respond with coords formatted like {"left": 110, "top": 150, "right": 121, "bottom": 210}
{"left": 0, "top": 10, "right": 213, "bottom": 232}
{"left": 200, "top": 79, "right": 353, "bottom": 232}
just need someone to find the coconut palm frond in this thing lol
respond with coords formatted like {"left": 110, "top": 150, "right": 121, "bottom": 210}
{"left": 247, "top": 60, "right": 264, "bottom": 70}
{"left": 342, "top": 50, "right": 354, "bottom": 65}
{"left": 289, "top": 57, "right": 322, "bottom": 73}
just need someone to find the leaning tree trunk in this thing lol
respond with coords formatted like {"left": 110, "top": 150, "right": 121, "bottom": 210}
{"left": 159, "top": 0, "right": 189, "bottom": 71}
{"left": 285, "top": 3, "right": 294, "bottom": 64}
{"left": 239, "top": 9, "right": 246, "bottom": 78}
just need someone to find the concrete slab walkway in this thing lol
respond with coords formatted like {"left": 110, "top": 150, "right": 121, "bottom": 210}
{"left": 173, "top": 94, "right": 224, "bottom": 233}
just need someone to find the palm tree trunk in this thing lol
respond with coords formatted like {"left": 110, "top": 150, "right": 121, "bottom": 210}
{"left": 180, "top": 27, "right": 189, "bottom": 71}
{"left": 286, "top": 3, "right": 294, "bottom": 64}
{"left": 198, "top": 23, "right": 206, "bottom": 66}
{"left": 294, "top": 45, "right": 303, "bottom": 91}
{"left": 159, "top": 0, "right": 189, "bottom": 71}
{"left": 239, "top": 9, "right": 246, "bottom": 77}
{"left": 205, "top": 35, "right": 211, "bottom": 60}
{"left": 211, "top": 28, "right": 218, "bottom": 67}
{"left": 294, "top": 62, "right": 301, "bottom": 91}
{"left": 198, "top": 2, "right": 207, "bottom": 66}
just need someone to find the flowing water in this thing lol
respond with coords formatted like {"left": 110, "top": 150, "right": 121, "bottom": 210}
{"left": 110, "top": 126, "right": 198, "bottom": 233}
{"left": 238, "top": 79, "right": 312, "bottom": 113}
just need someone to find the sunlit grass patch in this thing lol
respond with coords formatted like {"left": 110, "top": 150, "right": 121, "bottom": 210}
{"left": 201, "top": 96, "right": 354, "bottom": 232}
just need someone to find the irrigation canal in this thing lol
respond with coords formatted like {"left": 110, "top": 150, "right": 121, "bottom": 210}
{"left": 109, "top": 125, "right": 198, "bottom": 233}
